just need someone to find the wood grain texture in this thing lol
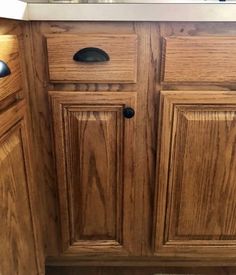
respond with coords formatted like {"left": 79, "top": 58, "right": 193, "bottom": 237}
{"left": 69, "top": 109, "right": 121, "bottom": 242}
{"left": 154, "top": 90, "right": 236, "bottom": 257}
{"left": 46, "top": 266, "right": 236, "bottom": 275}
{"left": 162, "top": 37, "right": 236, "bottom": 83}
{"left": 45, "top": 266, "right": 236, "bottom": 275}
{"left": 28, "top": 21, "right": 150, "bottom": 260}
{"left": 46, "top": 255, "right": 236, "bottom": 267}
{"left": 140, "top": 22, "right": 162, "bottom": 257}
{"left": 28, "top": 22, "right": 139, "bottom": 258}
{"left": 50, "top": 91, "right": 137, "bottom": 256}
{"left": 0, "top": 100, "right": 39, "bottom": 275}
{"left": 46, "top": 34, "right": 137, "bottom": 83}
{"left": 28, "top": 21, "right": 236, "bottom": 268}
{"left": 0, "top": 35, "right": 22, "bottom": 101}
{"left": 0, "top": 19, "right": 45, "bottom": 274}
{"left": 24, "top": 21, "right": 60, "bottom": 259}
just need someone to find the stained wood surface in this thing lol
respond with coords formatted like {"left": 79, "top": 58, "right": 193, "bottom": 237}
{"left": 0, "top": 101, "right": 38, "bottom": 275}
{"left": 69, "top": 109, "right": 120, "bottom": 242}
{"left": 162, "top": 37, "right": 236, "bottom": 83}
{"left": 29, "top": 22, "right": 155, "bottom": 261}
{"left": 45, "top": 266, "right": 236, "bottom": 275}
{"left": 28, "top": 22, "right": 143, "bottom": 258}
{"left": 0, "top": 19, "right": 45, "bottom": 274}
{"left": 27, "top": 21, "right": 236, "bottom": 268}
{"left": 154, "top": 90, "right": 236, "bottom": 256}
{"left": 5, "top": 16, "right": 236, "bottom": 275}
{"left": 0, "top": 35, "right": 22, "bottom": 101}
{"left": 46, "top": 34, "right": 137, "bottom": 83}
{"left": 50, "top": 91, "right": 137, "bottom": 255}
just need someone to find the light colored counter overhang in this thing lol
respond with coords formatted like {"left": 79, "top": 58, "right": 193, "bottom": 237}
{"left": 2, "top": 0, "right": 236, "bottom": 22}
{"left": 0, "top": 1, "right": 28, "bottom": 20}
{"left": 27, "top": 3, "right": 236, "bottom": 21}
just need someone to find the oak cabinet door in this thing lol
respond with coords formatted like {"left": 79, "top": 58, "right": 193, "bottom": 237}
{"left": 0, "top": 101, "right": 38, "bottom": 274}
{"left": 154, "top": 91, "right": 236, "bottom": 257}
{"left": 50, "top": 92, "right": 137, "bottom": 256}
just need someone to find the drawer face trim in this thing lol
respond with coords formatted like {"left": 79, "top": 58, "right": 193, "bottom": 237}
{"left": 46, "top": 34, "right": 137, "bottom": 83}
{"left": 162, "top": 37, "right": 236, "bottom": 83}
{"left": 0, "top": 35, "right": 22, "bottom": 101}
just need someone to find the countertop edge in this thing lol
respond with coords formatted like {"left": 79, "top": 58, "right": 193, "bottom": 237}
{"left": 2, "top": 2, "right": 236, "bottom": 22}
{"left": 27, "top": 3, "right": 236, "bottom": 22}
{"left": 0, "top": 1, "right": 28, "bottom": 21}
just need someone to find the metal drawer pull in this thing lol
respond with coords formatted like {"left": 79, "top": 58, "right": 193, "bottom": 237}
{"left": 73, "top": 47, "right": 110, "bottom": 63}
{"left": 0, "top": 60, "right": 11, "bottom": 78}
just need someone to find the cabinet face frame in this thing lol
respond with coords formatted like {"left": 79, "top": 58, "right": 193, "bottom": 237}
{"left": 0, "top": 100, "right": 39, "bottom": 274}
{"left": 154, "top": 91, "right": 236, "bottom": 257}
{"left": 49, "top": 91, "right": 137, "bottom": 256}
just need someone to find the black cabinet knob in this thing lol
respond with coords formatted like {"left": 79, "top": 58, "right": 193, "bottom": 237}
{"left": 0, "top": 60, "right": 11, "bottom": 78}
{"left": 123, "top": 107, "right": 135, "bottom": 119}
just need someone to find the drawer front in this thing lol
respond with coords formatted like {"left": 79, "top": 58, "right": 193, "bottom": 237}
{"left": 0, "top": 35, "right": 22, "bottom": 101}
{"left": 162, "top": 37, "right": 236, "bottom": 83}
{"left": 46, "top": 34, "right": 137, "bottom": 83}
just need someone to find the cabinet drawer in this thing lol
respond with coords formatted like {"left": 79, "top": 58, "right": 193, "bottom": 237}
{"left": 0, "top": 35, "right": 22, "bottom": 101}
{"left": 162, "top": 37, "right": 236, "bottom": 83}
{"left": 46, "top": 34, "right": 137, "bottom": 83}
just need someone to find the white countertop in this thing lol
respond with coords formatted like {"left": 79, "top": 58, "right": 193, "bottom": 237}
{"left": 2, "top": 0, "right": 236, "bottom": 21}
{"left": 0, "top": 0, "right": 28, "bottom": 20}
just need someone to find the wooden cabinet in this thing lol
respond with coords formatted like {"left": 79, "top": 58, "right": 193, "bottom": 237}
{"left": 4, "top": 20, "right": 236, "bottom": 272}
{"left": 49, "top": 91, "right": 137, "bottom": 256}
{"left": 0, "top": 29, "right": 43, "bottom": 274}
{"left": 4, "top": 16, "right": 236, "bottom": 274}
{"left": 154, "top": 90, "right": 236, "bottom": 257}
{"left": 0, "top": 100, "right": 39, "bottom": 274}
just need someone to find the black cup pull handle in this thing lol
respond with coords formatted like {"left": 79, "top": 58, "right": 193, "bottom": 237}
{"left": 0, "top": 60, "right": 11, "bottom": 78}
{"left": 123, "top": 107, "right": 135, "bottom": 119}
{"left": 73, "top": 47, "right": 110, "bottom": 63}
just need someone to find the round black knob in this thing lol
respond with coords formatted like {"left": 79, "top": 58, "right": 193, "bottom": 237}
{"left": 0, "top": 60, "right": 11, "bottom": 78}
{"left": 123, "top": 107, "right": 135, "bottom": 119}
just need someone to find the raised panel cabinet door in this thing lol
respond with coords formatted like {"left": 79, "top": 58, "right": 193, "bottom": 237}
{"left": 154, "top": 91, "right": 236, "bottom": 258}
{"left": 49, "top": 91, "right": 137, "bottom": 256}
{"left": 0, "top": 100, "right": 39, "bottom": 275}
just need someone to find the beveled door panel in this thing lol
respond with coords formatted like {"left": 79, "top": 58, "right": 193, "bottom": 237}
{"left": 0, "top": 101, "right": 38, "bottom": 274}
{"left": 50, "top": 92, "right": 136, "bottom": 255}
{"left": 154, "top": 91, "right": 236, "bottom": 257}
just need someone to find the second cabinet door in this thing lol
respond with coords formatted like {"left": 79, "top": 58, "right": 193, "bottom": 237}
{"left": 50, "top": 91, "right": 136, "bottom": 256}
{"left": 0, "top": 101, "right": 39, "bottom": 274}
{"left": 154, "top": 91, "right": 236, "bottom": 258}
